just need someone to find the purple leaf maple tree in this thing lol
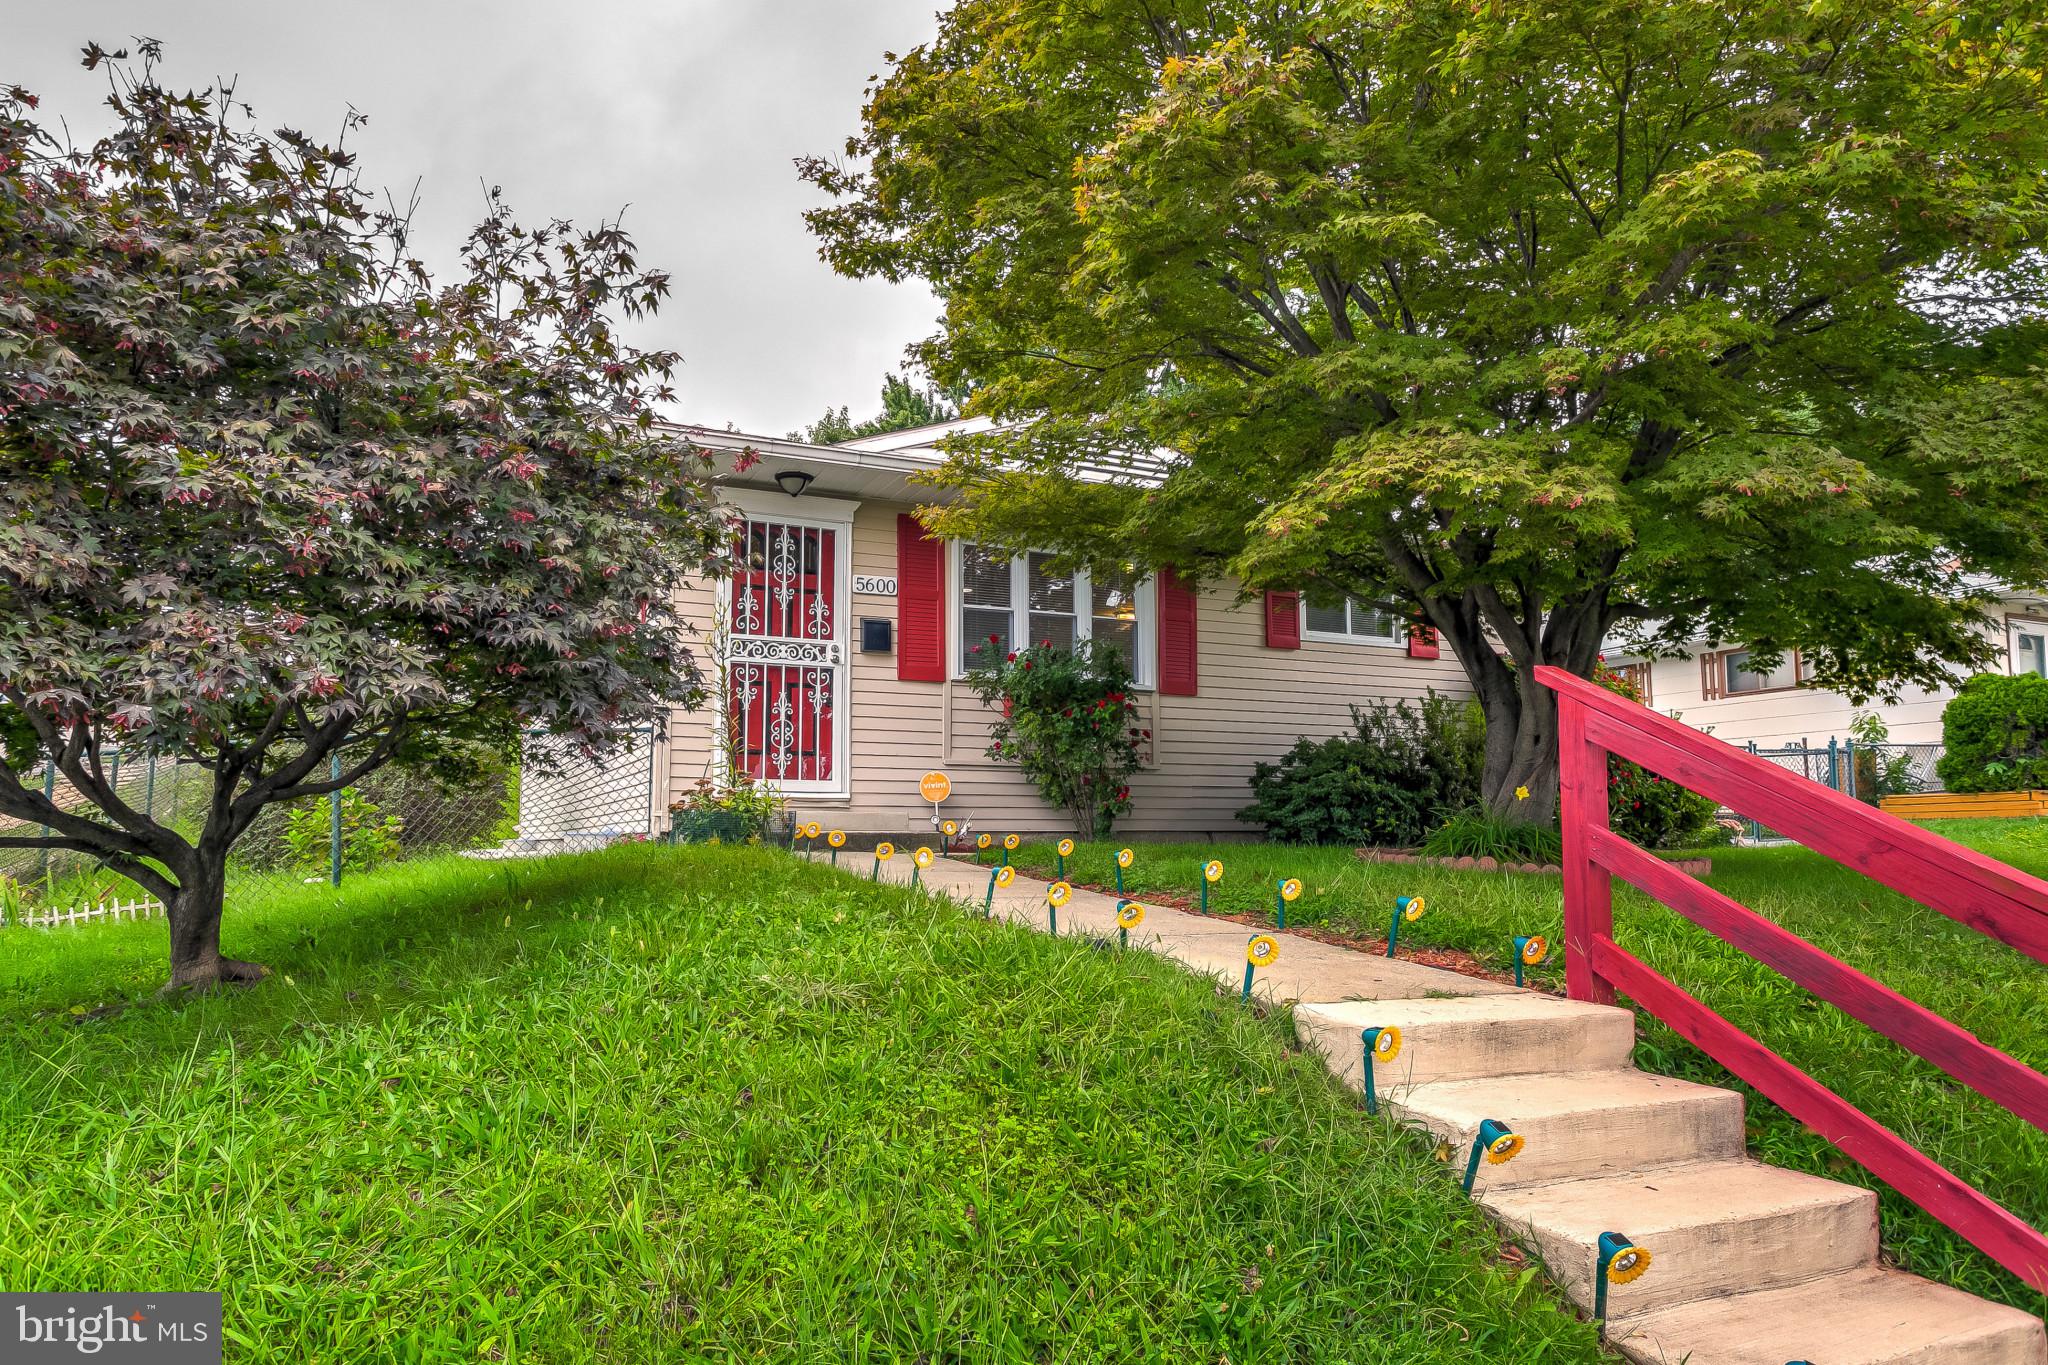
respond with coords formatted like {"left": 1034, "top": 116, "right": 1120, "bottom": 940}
{"left": 0, "top": 43, "right": 728, "bottom": 990}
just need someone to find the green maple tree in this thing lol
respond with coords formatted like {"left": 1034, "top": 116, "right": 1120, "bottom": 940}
{"left": 803, "top": 0, "right": 2048, "bottom": 821}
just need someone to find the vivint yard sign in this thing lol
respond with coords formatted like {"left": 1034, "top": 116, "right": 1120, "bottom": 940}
{"left": 6, "top": 1293, "right": 220, "bottom": 1362}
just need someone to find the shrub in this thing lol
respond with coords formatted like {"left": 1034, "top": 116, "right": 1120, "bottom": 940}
{"left": 1938, "top": 673, "right": 2048, "bottom": 792}
{"left": 1239, "top": 693, "right": 1484, "bottom": 846}
{"left": 1420, "top": 811, "right": 1564, "bottom": 865}
{"left": 283, "top": 790, "right": 403, "bottom": 875}
{"left": 668, "top": 773, "right": 786, "bottom": 844}
{"left": 966, "top": 637, "right": 1144, "bottom": 838}
{"left": 1848, "top": 709, "right": 1921, "bottom": 803}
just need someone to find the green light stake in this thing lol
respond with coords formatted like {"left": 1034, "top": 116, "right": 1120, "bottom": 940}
{"left": 1387, "top": 895, "right": 1425, "bottom": 957}
{"left": 1275, "top": 877, "right": 1302, "bottom": 930}
{"left": 1512, "top": 934, "right": 1550, "bottom": 987}
{"left": 1593, "top": 1231, "right": 1651, "bottom": 1328}
{"left": 1460, "top": 1118, "right": 1524, "bottom": 1195}
{"left": 1360, "top": 1026, "right": 1402, "bottom": 1116}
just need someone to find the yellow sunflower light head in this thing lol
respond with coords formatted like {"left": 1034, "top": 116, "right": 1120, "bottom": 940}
{"left": 942, "top": 820, "right": 958, "bottom": 837}
{"left": 874, "top": 842, "right": 894, "bottom": 861}
{"left": 1279, "top": 877, "right": 1303, "bottom": 903}
{"left": 1057, "top": 838, "right": 1075, "bottom": 857}
{"left": 1246, "top": 934, "right": 1280, "bottom": 968}
{"left": 1047, "top": 881, "right": 1073, "bottom": 907}
{"left": 1368, "top": 1025, "right": 1402, "bottom": 1063}
{"left": 1204, "top": 859, "right": 1224, "bottom": 883}
{"left": 1004, "top": 833, "right": 1021, "bottom": 850}
{"left": 976, "top": 833, "right": 992, "bottom": 849}
{"left": 1477, "top": 1119, "right": 1524, "bottom": 1165}
{"left": 827, "top": 830, "right": 846, "bottom": 848}
{"left": 994, "top": 865, "right": 1016, "bottom": 888}
{"left": 1606, "top": 1243, "right": 1652, "bottom": 1285}
{"left": 1116, "top": 847, "right": 1134, "bottom": 868}
{"left": 1400, "top": 895, "right": 1426, "bottom": 922}
{"left": 1117, "top": 900, "right": 1146, "bottom": 929}
{"left": 1518, "top": 934, "right": 1549, "bottom": 966}
{"left": 913, "top": 847, "right": 934, "bottom": 868}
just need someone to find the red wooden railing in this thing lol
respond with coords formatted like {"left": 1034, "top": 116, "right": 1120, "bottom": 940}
{"left": 1538, "top": 665, "right": 2048, "bottom": 1294}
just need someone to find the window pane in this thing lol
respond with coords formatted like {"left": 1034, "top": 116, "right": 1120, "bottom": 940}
{"left": 1350, "top": 602, "right": 1400, "bottom": 639}
{"left": 961, "top": 543, "right": 1011, "bottom": 607}
{"left": 1029, "top": 612, "right": 1076, "bottom": 655}
{"left": 1091, "top": 616, "right": 1135, "bottom": 667}
{"left": 1026, "top": 553, "right": 1074, "bottom": 613}
{"left": 2018, "top": 632, "right": 2046, "bottom": 677}
{"left": 963, "top": 607, "right": 1011, "bottom": 671}
{"left": 1305, "top": 600, "right": 1347, "bottom": 635}
{"left": 1724, "top": 650, "right": 1794, "bottom": 692}
{"left": 1091, "top": 567, "right": 1138, "bottom": 619}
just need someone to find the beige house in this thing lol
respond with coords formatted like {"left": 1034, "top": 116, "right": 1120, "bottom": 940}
{"left": 653, "top": 420, "right": 1469, "bottom": 840}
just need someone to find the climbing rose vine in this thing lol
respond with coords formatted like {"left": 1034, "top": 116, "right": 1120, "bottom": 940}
{"left": 966, "top": 636, "right": 1146, "bottom": 838}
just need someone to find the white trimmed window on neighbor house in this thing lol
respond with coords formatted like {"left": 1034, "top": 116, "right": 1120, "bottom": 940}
{"left": 1701, "top": 647, "right": 1802, "bottom": 700}
{"left": 953, "top": 541, "right": 1152, "bottom": 684}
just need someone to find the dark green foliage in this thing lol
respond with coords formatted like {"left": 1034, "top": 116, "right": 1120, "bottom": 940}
{"left": 791, "top": 373, "right": 958, "bottom": 444}
{"left": 1419, "top": 812, "right": 1564, "bottom": 866}
{"left": 1596, "top": 662, "right": 1723, "bottom": 849}
{"left": 1938, "top": 673, "right": 2048, "bottom": 792}
{"left": 1239, "top": 694, "right": 1483, "bottom": 846}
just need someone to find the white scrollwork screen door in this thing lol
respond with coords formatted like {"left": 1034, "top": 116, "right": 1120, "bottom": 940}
{"left": 725, "top": 517, "right": 843, "bottom": 789}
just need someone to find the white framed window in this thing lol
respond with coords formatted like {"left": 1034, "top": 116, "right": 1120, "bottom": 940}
{"left": 1302, "top": 595, "right": 1405, "bottom": 647}
{"left": 1723, "top": 649, "right": 1799, "bottom": 694}
{"left": 953, "top": 542, "right": 1152, "bottom": 685}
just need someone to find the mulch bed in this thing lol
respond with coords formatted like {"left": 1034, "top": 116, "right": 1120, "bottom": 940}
{"left": 1355, "top": 847, "right": 1712, "bottom": 878}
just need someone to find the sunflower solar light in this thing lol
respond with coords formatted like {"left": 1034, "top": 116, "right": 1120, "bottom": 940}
{"left": 975, "top": 832, "right": 993, "bottom": 863}
{"left": 1460, "top": 1118, "right": 1524, "bottom": 1194}
{"left": 940, "top": 818, "right": 959, "bottom": 851}
{"left": 871, "top": 841, "right": 895, "bottom": 882}
{"left": 1199, "top": 858, "right": 1223, "bottom": 915}
{"left": 1115, "top": 899, "right": 1145, "bottom": 949}
{"left": 1593, "top": 1232, "right": 1652, "bottom": 1328}
{"left": 1002, "top": 832, "right": 1021, "bottom": 867}
{"left": 1242, "top": 934, "right": 1279, "bottom": 1002}
{"left": 826, "top": 829, "right": 846, "bottom": 866}
{"left": 1360, "top": 1025, "right": 1402, "bottom": 1116}
{"left": 985, "top": 863, "right": 1015, "bottom": 915}
{"left": 1114, "top": 846, "right": 1135, "bottom": 894}
{"left": 911, "top": 845, "right": 935, "bottom": 891}
{"left": 1275, "top": 877, "right": 1303, "bottom": 930}
{"left": 1386, "top": 895, "right": 1425, "bottom": 957}
{"left": 1513, "top": 934, "right": 1549, "bottom": 987}
{"left": 803, "top": 822, "right": 823, "bottom": 855}
{"left": 1056, "top": 837, "right": 1075, "bottom": 879}
{"left": 1046, "top": 880, "right": 1073, "bottom": 934}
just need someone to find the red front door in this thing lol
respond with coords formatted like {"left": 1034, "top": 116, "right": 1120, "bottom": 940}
{"left": 725, "top": 517, "right": 841, "bottom": 788}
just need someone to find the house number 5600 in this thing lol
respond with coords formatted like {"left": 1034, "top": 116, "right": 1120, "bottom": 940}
{"left": 854, "top": 575, "right": 897, "bottom": 596}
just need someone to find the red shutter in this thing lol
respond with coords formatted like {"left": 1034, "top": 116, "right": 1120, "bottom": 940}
{"left": 1157, "top": 569, "right": 1198, "bottom": 696}
{"left": 1264, "top": 591, "right": 1301, "bottom": 649}
{"left": 896, "top": 514, "right": 945, "bottom": 682}
{"left": 1407, "top": 622, "right": 1441, "bottom": 659}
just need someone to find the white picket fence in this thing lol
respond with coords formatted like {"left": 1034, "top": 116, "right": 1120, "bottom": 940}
{"left": 5, "top": 895, "right": 165, "bottom": 929}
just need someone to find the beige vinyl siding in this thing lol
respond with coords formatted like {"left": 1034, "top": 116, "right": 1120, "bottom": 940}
{"left": 667, "top": 498, "right": 1471, "bottom": 838}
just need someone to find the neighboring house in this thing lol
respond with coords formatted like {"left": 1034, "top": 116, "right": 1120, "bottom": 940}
{"left": 650, "top": 419, "right": 1467, "bottom": 839}
{"left": 1605, "top": 587, "right": 2048, "bottom": 749}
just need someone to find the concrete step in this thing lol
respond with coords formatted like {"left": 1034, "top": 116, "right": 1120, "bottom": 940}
{"left": 1390, "top": 1068, "right": 1746, "bottom": 1190}
{"left": 1295, "top": 994, "right": 1637, "bottom": 1092}
{"left": 1609, "top": 1266, "right": 2048, "bottom": 1364}
{"left": 1482, "top": 1159, "right": 1879, "bottom": 1316}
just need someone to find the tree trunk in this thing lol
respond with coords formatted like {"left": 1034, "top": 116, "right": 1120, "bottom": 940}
{"left": 162, "top": 860, "right": 268, "bottom": 993}
{"left": 1473, "top": 663, "right": 1563, "bottom": 825}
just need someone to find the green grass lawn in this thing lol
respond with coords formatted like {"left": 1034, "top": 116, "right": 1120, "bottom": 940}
{"left": 998, "top": 823, "right": 2048, "bottom": 1319}
{"left": 0, "top": 843, "right": 1612, "bottom": 1364}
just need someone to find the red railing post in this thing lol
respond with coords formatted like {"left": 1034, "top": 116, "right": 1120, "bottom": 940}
{"left": 1557, "top": 694, "right": 1616, "bottom": 1005}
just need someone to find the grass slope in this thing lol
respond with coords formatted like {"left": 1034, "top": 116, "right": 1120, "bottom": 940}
{"left": 0, "top": 844, "right": 1610, "bottom": 1364}
{"left": 998, "top": 824, "right": 2048, "bottom": 1318}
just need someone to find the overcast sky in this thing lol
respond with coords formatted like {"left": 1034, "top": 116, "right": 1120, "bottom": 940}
{"left": 7, "top": 2, "right": 944, "bottom": 437}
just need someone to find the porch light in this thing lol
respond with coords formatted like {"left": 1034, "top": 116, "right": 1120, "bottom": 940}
{"left": 774, "top": 469, "right": 816, "bottom": 497}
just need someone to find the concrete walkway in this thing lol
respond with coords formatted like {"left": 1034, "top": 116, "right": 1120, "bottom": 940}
{"left": 823, "top": 847, "right": 2048, "bottom": 1365}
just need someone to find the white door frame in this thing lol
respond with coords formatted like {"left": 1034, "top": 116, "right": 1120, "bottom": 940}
{"left": 714, "top": 488, "right": 859, "bottom": 798}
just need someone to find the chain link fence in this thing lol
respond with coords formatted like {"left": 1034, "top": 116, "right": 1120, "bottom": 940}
{"left": 1, "top": 731, "right": 659, "bottom": 929}
{"left": 1738, "top": 737, "right": 1945, "bottom": 842}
